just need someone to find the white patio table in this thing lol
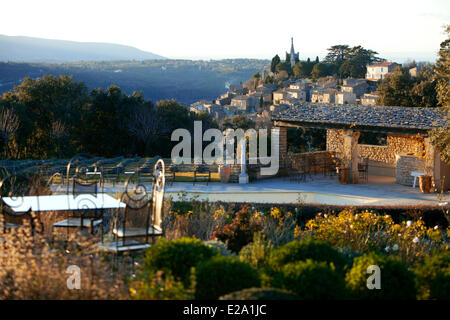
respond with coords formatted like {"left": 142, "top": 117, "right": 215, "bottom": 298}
{"left": 410, "top": 171, "right": 426, "bottom": 188}
{"left": 2, "top": 193, "right": 125, "bottom": 213}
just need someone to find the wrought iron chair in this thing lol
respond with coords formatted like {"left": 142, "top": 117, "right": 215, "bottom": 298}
{"left": 137, "top": 165, "right": 153, "bottom": 181}
{"left": 99, "top": 159, "right": 166, "bottom": 254}
{"left": 101, "top": 164, "right": 122, "bottom": 187}
{"left": 194, "top": 165, "right": 211, "bottom": 185}
{"left": 45, "top": 171, "right": 68, "bottom": 195}
{"left": 321, "top": 156, "right": 334, "bottom": 177}
{"left": 329, "top": 155, "right": 342, "bottom": 178}
{"left": 123, "top": 157, "right": 143, "bottom": 176}
{"left": 0, "top": 173, "right": 41, "bottom": 234}
{"left": 52, "top": 154, "right": 103, "bottom": 239}
{"left": 286, "top": 156, "right": 305, "bottom": 182}
{"left": 358, "top": 157, "right": 369, "bottom": 183}
{"left": 303, "top": 156, "right": 315, "bottom": 180}
{"left": 165, "top": 164, "right": 178, "bottom": 186}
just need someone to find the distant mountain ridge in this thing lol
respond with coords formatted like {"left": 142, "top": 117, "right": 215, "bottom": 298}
{"left": 0, "top": 35, "right": 166, "bottom": 62}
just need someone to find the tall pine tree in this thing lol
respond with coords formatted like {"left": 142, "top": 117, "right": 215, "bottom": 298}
{"left": 431, "top": 26, "right": 450, "bottom": 164}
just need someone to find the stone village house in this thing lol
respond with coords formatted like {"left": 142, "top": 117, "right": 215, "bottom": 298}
{"left": 310, "top": 88, "right": 337, "bottom": 104}
{"left": 340, "top": 79, "right": 369, "bottom": 98}
{"left": 335, "top": 92, "right": 356, "bottom": 105}
{"left": 230, "top": 95, "right": 258, "bottom": 113}
{"left": 365, "top": 61, "right": 400, "bottom": 81}
{"left": 361, "top": 93, "right": 379, "bottom": 106}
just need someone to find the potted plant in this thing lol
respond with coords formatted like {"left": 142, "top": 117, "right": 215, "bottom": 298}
{"left": 417, "top": 139, "right": 433, "bottom": 193}
{"left": 419, "top": 175, "right": 432, "bottom": 193}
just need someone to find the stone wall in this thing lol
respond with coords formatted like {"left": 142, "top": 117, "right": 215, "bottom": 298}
{"left": 326, "top": 129, "right": 434, "bottom": 182}
{"left": 326, "top": 129, "right": 344, "bottom": 155}
{"left": 288, "top": 151, "right": 335, "bottom": 173}
{"left": 359, "top": 135, "right": 424, "bottom": 165}
{"left": 326, "top": 129, "right": 425, "bottom": 165}
{"left": 229, "top": 162, "right": 281, "bottom": 183}
{"left": 228, "top": 164, "right": 242, "bottom": 183}
{"left": 396, "top": 155, "right": 425, "bottom": 186}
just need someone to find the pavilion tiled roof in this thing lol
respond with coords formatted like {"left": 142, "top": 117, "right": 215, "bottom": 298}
{"left": 271, "top": 105, "right": 448, "bottom": 134}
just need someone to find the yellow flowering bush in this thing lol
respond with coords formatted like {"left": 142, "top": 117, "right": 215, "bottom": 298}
{"left": 271, "top": 207, "right": 281, "bottom": 220}
{"left": 263, "top": 207, "right": 297, "bottom": 247}
{"left": 297, "top": 209, "right": 449, "bottom": 265}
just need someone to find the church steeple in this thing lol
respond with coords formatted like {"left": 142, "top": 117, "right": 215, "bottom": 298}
{"left": 289, "top": 37, "right": 298, "bottom": 68}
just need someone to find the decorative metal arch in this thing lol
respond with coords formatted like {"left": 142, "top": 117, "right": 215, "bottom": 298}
{"left": 0, "top": 173, "right": 40, "bottom": 217}
{"left": 66, "top": 153, "right": 99, "bottom": 182}
{"left": 123, "top": 172, "right": 151, "bottom": 210}
{"left": 152, "top": 159, "right": 166, "bottom": 230}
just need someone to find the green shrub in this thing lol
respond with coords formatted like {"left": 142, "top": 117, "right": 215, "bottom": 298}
{"left": 267, "top": 238, "right": 349, "bottom": 274}
{"left": 143, "top": 237, "right": 218, "bottom": 286}
{"left": 219, "top": 287, "right": 298, "bottom": 300}
{"left": 203, "top": 240, "right": 234, "bottom": 256}
{"left": 195, "top": 256, "right": 261, "bottom": 300}
{"left": 130, "top": 270, "right": 194, "bottom": 300}
{"left": 429, "top": 271, "right": 450, "bottom": 300}
{"left": 239, "top": 232, "right": 274, "bottom": 269}
{"left": 414, "top": 251, "right": 450, "bottom": 300}
{"left": 275, "top": 260, "right": 347, "bottom": 299}
{"left": 345, "top": 252, "right": 416, "bottom": 300}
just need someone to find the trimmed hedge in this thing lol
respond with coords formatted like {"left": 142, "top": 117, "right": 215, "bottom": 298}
{"left": 275, "top": 260, "right": 347, "bottom": 299}
{"left": 195, "top": 256, "right": 260, "bottom": 300}
{"left": 143, "top": 237, "right": 218, "bottom": 286}
{"left": 267, "top": 239, "right": 349, "bottom": 274}
{"left": 414, "top": 251, "right": 450, "bottom": 300}
{"left": 345, "top": 252, "right": 416, "bottom": 300}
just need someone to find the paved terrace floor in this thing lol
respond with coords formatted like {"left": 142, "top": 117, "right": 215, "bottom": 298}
{"left": 55, "top": 175, "right": 449, "bottom": 206}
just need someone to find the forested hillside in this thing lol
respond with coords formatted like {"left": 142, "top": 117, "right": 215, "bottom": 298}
{"left": 0, "top": 59, "right": 268, "bottom": 105}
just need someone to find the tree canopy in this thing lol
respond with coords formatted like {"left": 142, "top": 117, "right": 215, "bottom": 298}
{"left": 325, "top": 45, "right": 383, "bottom": 78}
{"left": 376, "top": 66, "right": 437, "bottom": 108}
{"left": 0, "top": 75, "right": 217, "bottom": 159}
{"left": 431, "top": 26, "right": 450, "bottom": 164}
{"left": 270, "top": 44, "right": 383, "bottom": 81}
{"left": 270, "top": 55, "right": 281, "bottom": 73}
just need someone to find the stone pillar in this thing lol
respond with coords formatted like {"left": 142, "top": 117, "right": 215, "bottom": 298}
{"left": 424, "top": 137, "right": 436, "bottom": 184}
{"left": 277, "top": 126, "right": 288, "bottom": 168}
{"left": 342, "top": 129, "right": 360, "bottom": 184}
{"left": 238, "top": 138, "right": 249, "bottom": 184}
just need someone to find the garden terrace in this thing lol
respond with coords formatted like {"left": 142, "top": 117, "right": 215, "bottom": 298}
{"left": 0, "top": 157, "right": 222, "bottom": 183}
{"left": 3, "top": 155, "right": 449, "bottom": 207}
{"left": 66, "top": 175, "right": 449, "bottom": 207}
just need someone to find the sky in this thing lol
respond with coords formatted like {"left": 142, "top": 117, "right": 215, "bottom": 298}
{"left": 1, "top": 0, "right": 449, "bottom": 62}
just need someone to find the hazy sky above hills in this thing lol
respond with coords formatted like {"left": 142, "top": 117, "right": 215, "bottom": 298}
{"left": 1, "top": 0, "right": 449, "bottom": 62}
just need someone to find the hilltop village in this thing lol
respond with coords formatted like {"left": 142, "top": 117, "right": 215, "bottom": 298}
{"left": 189, "top": 38, "right": 424, "bottom": 127}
